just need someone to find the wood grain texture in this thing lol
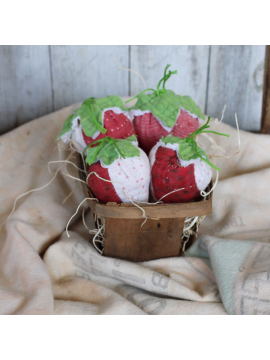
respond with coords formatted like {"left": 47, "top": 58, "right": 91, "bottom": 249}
{"left": 0, "top": 46, "right": 53, "bottom": 135}
{"left": 130, "top": 45, "right": 210, "bottom": 112}
{"left": 261, "top": 45, "right": 270, "bottom": 134}
{"left": 0, "top": 45, "right": 267, "bottom": 134}
{"left": 104, "top": 217, "right": 184, "bottom": 262}
{"left": 50, "top": 45, "right": 129, "bottom": 111}
{"left": 206, "top": 45, "right": 266, "bottom": 131}
{"left": 88, "top": 198, "right": 212, "bottom": 219}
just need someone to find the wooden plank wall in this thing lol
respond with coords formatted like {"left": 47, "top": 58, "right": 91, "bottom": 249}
{"left": 0, "top": 45, "right": 266, "bottom": 135}
{"left": 261, "top": 45, "right": 270, "bottom": 134}
{"left": 0, "top": 46, "right": 53, "bottom": 134}
{"left": 207, "top": 46, "right": 266, "bottom": 130}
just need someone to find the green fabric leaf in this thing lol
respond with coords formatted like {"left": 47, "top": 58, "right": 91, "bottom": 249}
{"left": 161, "top": 135, "right": 209, "bottom": 162}
{"left": 87, "top": 142, "right": 119, "bottom": 166}
{"left": 57, "top": 96, "right": 127, "bottom": 140}
{"left": 86, "top": 137, "right": 140, "bottom": 166}
{"left": 175, "top": 94, "right": 205, "bottom": 120}
{"left": 79, "top": 96, "right": 127, "bottom": 137}
{"left": 56, "top": 114, "right": 74, "bottom": 140}
{"left": 114, "top": 139, "right": 140, "bottom": 160}
{"left": 125, "top": 134, "right": 137, "bottom": 143}
{"left": 131, "top": 90, "right": 205, "bottom": 128}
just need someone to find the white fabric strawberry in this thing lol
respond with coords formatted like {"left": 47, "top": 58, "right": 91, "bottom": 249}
{"left": 85, "top": 135, "right": 150, "bottom": 204}
{"left": 149, "top": 118, "right": 229, "bottom": 203}
{"left": 129, "top": 65, "right": 205, "bottom": 155}
{"left": 57, "top": 96, "right": 136, "bottom": 152}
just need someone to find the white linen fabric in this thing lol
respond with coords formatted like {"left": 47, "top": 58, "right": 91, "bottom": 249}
{"left": 1, "top": 102, "right": 270, "bottom": 315}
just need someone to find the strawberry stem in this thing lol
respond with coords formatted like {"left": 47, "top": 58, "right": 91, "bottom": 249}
{"left": 156, "top": 65, "right": 170, "bottom": 95}
{"left": 189, "top": 138, "right": 221, "bottom": 171}
{"left": 187, "top": 117, "right": 230, "bottom": 140}
{"left": 157, "top": 64, "right": 177, "bottom": 95}
{"left": 87, "top": 140, "right": 105, "bottom": 166}
{"left": 184, "top": 117, "right": 230, "bottom": 171}
{"left": 125, "top": 64, "right": 177, "bottom": 103}
{"left": 84, "top": 98, "right": 107, "bottom": 134}
{"left": 83, "top": 137, "right": 107, "bottom": 158}
{"left": 110, "top": 138, "right": 126, "bottom": 159}
{"left": 83, "top": 136, "right": 126, "bottom": 165}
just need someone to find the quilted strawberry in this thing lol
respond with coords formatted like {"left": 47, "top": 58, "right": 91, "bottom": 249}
{"left": 85, "top": 135, "right": 150, "bottom": 204}
{"left": 149, "top": 118, "right": 230, "bottom": 203}
{"left": 57, "top": 96, "right": 136, "bottom": 152}
{"left": 129, "top": 65, "right": 205, "bottom": 155}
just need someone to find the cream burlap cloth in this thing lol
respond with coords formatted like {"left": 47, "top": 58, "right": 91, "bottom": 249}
{"left": 1, "top": 103, "right": 270, "bottom": 315}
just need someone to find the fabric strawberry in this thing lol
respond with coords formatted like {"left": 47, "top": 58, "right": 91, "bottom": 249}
{"left": 149, "top": 118, "right": 229, "bottom": 203}
{"left": 85, "top": 135, "right": 150, "bottom": 204}
{"left": 57, "top": 96, "right": 136, "bottom": 152}
{"left": 129, "top": 65, "right": 205, "bottom": 155}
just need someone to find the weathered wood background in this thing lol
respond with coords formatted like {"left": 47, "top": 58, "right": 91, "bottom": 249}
{"left": 0, "top": 45, "right": 266, "bottom": 135}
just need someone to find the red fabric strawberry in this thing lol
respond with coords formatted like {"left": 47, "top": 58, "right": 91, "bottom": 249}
{"left": 85, "top": 136, "right": 150, "bottom": 204}
{"left": 149, "top": 119, "right": 230, "bottom": 203}
{"left": 150, "top": 145, "right": 203, "bottom": 203}
{"left": 149, "top": 136, "right": 213, "bottom": 203}
{"left": 133, "top": 109, "right": 200, "bottom": 155}
{"left": 129, "top": 65, "right": 205, "bottom": 155}
{"left": 82, "top": 110, "right": 136, "bottom": 147}
{"left": 87, "top": 161, "right": 122, "bottom": 203}
{"left": 57, "top": 96, "right": 136, "bottom": 152}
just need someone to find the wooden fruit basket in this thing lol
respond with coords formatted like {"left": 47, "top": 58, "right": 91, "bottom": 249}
{"left": 78, "top": 154, "right": 212, "bottom": 262}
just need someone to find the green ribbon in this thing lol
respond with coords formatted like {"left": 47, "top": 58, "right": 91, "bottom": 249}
{"left": 126, "top": 64, "right": 177, "bottom": 103}
{"left": 184, "top": 116, "right": 230, "bottom": 171}
{"left": 84, "top": 98, "right": 107, "bottom": 134}
{"left": 157, "top": 64, "right": 178, "bottom": 95}
{"left": 83, "top": 136, "right": 126, "bottom": 165}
